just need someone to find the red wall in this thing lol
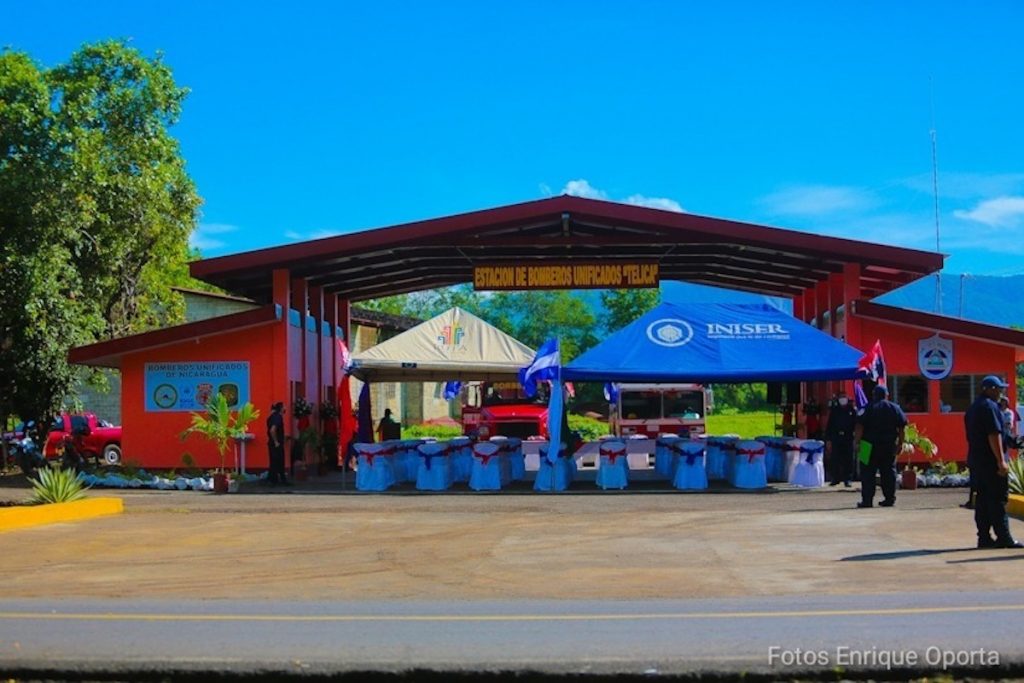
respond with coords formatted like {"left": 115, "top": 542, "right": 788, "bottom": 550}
{"left": 855, "top": 316, "right": 1018, "bottom": 464}
{"left": 121, "top": 325, "right": 277, "bottom": 470}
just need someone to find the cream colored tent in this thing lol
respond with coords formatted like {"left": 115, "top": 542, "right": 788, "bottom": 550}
{"left": 350, "top": 307, "right": 535, "bottom": 382}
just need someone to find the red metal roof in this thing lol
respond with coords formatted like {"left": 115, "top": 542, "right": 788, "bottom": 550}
{"left": 853, "top": 300, "right": 1024, "bottom": 348}
{"left": 190, "top": 196, "right": 945, "bottom": 302}
{"left": 68, "top": 305, "right": 282, "bottom": 368}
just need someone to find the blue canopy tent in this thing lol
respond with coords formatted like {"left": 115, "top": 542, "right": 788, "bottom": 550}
{"left": 564, "top": 302, "right": 865, "bottom": 383}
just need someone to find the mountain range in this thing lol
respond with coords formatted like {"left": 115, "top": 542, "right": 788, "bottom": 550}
{"left": 655, "top": 275, "right": 1024, "bottom": 330}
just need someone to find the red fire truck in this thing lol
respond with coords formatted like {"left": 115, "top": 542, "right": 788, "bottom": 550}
{"left": 609, "top": 383, "right": 710, "bottom": 437}
{"left": 461, "top": 381, "right": 549, "bottom": 441}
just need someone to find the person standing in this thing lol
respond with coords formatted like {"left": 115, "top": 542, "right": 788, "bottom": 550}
{"left": 376, "top": 408, "right": 401, "bottom": 442}
{"left": 826, "top": 391, "right": 857, "bottom": 487}
{"left": 854, "top": 385, "right": 907, "bottom": 508}
{"left": 266, "top": 401, "right": 287, "bottom": 485}
{"left": 966, "top": 376, "right": 1021, "bottom": 549}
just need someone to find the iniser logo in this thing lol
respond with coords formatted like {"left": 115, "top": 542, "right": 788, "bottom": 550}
{"left": 646, "top": 318, "right": 694, "bottom": 347}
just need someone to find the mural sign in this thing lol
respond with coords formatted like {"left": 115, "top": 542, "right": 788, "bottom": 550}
{"left": 144, "top": 361, "right": 251, "bottom": 412}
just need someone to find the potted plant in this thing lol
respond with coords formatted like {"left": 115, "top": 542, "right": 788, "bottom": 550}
{"left": 900, "top": 422, "right": 937, "bottom": 490}
{"left": 180, "top": 393, "right": 259, "bottom": 493}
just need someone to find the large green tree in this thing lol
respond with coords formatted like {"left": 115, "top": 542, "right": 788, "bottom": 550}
{"left": 599, "top": 288, "right": 660, "bottom": 333}
{"left": 0, "top": 41, "right": 199, "bottom": 432}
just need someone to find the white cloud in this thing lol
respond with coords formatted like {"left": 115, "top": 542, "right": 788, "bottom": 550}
{"left": 190, "top": 223, "right": 239, "bottom": 251}
{"left": 953, "top": 196, "right": 1024, "bottom": 228}
{"left": 760, "top": 185, "right": 876, "bottom": 217}
{"left": 559, "top": 179, "right": 683, "bottom": 212}
{"left": 562, "top": 178, "right": 607, "bottom": 200}
{"left": 285, "top": 228, "right": 343, "bottom": 242}
{"left": 624, "top": 194, "right": 684, "bottom": 213}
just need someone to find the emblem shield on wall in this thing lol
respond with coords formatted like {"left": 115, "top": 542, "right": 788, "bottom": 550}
{"left": 918, "top": 334, "right": 953, "bottom": 380}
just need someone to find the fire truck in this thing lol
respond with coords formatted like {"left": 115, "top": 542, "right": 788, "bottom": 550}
{"left": 461, "top": 381, "right": 549, "bottom": 441}
{"left": 609, "top": 383, "right": 710, "bottom": 437}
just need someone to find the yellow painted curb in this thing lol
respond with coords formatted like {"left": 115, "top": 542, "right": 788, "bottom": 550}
{"left": 1008, "top": 494, "right": 1024, "bottom": 521}
{"left": 0, "top": 497, "right": 123, "bottom": 532}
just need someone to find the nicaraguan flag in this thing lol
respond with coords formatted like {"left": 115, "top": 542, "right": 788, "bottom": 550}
{"left": 519, "top": 338, "right": 560, "bottom": 398}
{"left": 443, "top": 381, "right": 462, "bottom": 401}
{"left": 603, "top": 382, "right": 619, "bottom": 404}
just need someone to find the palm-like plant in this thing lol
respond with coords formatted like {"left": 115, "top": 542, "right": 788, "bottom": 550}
{"left": 180, "top": 393, "right": 260, "bottom": 472}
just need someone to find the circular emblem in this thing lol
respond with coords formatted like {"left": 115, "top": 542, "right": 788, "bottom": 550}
{"left": 646, "top": 318, "right": 694, "bottom": 347}
{"left": 153, "top": 384, "right": 178, "bottom": 409}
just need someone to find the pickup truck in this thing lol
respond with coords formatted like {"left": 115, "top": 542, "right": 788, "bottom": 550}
{"left": 44, "top": 413, "right": 123, "bottom": 465}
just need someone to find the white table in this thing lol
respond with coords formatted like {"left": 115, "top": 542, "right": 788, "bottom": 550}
{"left": 522, "top": 439, "right": 656, "bottom": 471}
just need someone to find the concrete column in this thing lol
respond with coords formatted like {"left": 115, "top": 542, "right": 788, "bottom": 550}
{"left": 309, "top": 285, "right": 324, "bottom": 406}
{"left": 271, "top": 269, "right": 291, "bottom": 437}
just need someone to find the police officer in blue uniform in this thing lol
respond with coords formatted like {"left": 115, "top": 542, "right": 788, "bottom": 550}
{"left": 965, "top": 375, "right": 1021, "bottom": 548}
{"left": 826, "top": 391, "right": 857, "bottom": 487}
{"left": 854, "top": 385, "right": 907, "bottom": 508}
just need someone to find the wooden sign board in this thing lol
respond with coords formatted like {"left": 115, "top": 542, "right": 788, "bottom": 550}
{"left": 473, "top": 262, "right": 659, "bottom": 291}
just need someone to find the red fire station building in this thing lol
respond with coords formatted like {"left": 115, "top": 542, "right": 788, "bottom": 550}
{"left": 70, "top": 196, "right": 1024, "bottom": 470}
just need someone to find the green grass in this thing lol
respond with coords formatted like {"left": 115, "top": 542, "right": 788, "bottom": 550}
{"left": 705, "top": 411, "right": 777, "bottom": 438}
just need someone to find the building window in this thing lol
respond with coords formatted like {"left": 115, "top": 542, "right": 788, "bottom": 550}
{"left": 938, "top": 374, "right": 1006, "bottom": 413}
{"left": 890, "top": 375, "right": 928, "bottom": 413}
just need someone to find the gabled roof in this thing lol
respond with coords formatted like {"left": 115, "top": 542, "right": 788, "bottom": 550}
{"left": 69, "top": 305, "right": 282, "bottom": 369}
{"left": 853, "top": 300, "right": 1024, "bottom": 349}
{"left": 350, "top": 307, "right": 535, "bottom": 382}
{"left": 565, "top": 302, "right": 865, "bottom": 383}
{"left": 190, "top": 196, "right": 945, "bottom": 303}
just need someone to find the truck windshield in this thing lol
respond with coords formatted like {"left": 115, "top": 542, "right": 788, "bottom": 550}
{"left": 665, "top": 392, "right": 703, "bottom": 418}
{"left": 481, "top": 382, "right": 545, "bottom": 406}
{"left": 620, "top": 392, "right": 661, "bottom": 419}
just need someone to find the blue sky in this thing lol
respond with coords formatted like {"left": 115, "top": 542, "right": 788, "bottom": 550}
{"left": 7, "top": 1, "right": 1024, "bottom": 277}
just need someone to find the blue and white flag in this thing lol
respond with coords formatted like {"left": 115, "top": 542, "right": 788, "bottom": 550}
{"left": 603, "top": 382, "right": 620, "bottom": 404}
{"left": 520, "top": 338, "right": 563, "bottom": 465}
{"left": 443, "top": 381, "right": 462, "bottom": 401}
{"left": 519, "top": 337, "right": 560, "bottom": 398}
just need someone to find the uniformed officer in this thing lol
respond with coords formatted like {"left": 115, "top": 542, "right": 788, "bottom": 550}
{"left": 826, "top": 391, "right": 857, "bottom": 487}
{"left": 266, "top": 401, "right": 288, "bottom": 485}
{"left": 854, "top": 385, "right": 907, "bottom": 508}
{"left": 965, "top": 375, "right": 1021, "bottom": 549}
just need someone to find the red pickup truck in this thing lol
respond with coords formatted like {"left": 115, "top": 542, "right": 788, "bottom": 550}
{"left": 44, "top": 413, "right": 123, "bottom": 465}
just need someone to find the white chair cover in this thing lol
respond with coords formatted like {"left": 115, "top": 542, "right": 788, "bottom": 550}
{"left": 533, "top": 443, "right": 570, "bottom": 492}
{"left": 505, "top": 437, "right": 525, "bottom": 481}
{"left": 672, "top": 441, "right": 708, "bottom": 490}
{"left": 394, "top": 440, "right": 423, "bottom": 482}
{"left": 790, "top": 439, "right": 825, "bottom": 488}
{"left": 720, "top": 436, "right": 740, "bottom": 483}
{"left": 755, "top": 436, "right": 781, "bottom": 482}
{"left": 705, "top": 437, "right": 725, "bottom": 480}
{"left": 596, "top": 440, "right": 629, "bottom": 490}
{"left": 415, "top": 442, "right": 451, "bottom": 491}
{"left": 489, "top": 436, "right": 513, "bottom": 485}
{"left": 784, "top": 438, "right": 804, "bottom": 483}
{"left": 734, "top": 440, "right": 767, "bottom": 489}
{"left": 655, "top": 436, "right": 681, "bottom": 479}
{"left": 470, "top": 441, "right": 502, "bottom": 491}
{"left": 354, "top": 442, "right": 396, "bottom": 491}
{"left": 448, "top": 436, "right": 473, "bottom": 483}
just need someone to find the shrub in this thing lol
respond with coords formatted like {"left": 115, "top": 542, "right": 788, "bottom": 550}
{"left": 29, "top": 467, "right": 89, "bottom": 504}
{"left": 568, "top": 414, "right": 608, "bottom": 441}
{"left": 1010, "top": 456, "right": 1024, "bottom": 495}
{"left": 403, "top": 423, "right": 463, "bottom": 440}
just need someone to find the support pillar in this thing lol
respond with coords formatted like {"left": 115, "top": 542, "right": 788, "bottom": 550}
{"left": 271, "top": 269, "right": 291, "bottom": 439}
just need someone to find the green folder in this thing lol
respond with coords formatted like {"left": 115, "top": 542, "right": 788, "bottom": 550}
{"left": 858, "top": 439, "right": 873, "bottom": 465}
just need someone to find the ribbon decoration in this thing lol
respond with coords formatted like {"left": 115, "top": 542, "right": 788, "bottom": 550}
{"left": 667, "top": 441, "right": 702, "bottom": 466}
{"left": 361, "top": 445, "right": 396, "bottom": 467}
{"left": 800, "top": 443, "right": 823, "bottom": 464}
{"left": 737, "top": 447, "right": 764, "bottom": 464}
{"left": 600, "top": 446, "right": 627, "bottom": 464}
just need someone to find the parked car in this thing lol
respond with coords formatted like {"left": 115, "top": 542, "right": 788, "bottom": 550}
{"left": 44, "top": 413, "right": 123, "bottom": 466}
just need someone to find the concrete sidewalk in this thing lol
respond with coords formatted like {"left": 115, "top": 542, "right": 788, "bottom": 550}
{"left": 1, "top": 481, "right": 1019, "bottom": 602}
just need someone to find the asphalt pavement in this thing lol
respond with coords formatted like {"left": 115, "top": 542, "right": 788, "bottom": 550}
{"left": 1, "top": 475, "right": 1023, "bottom": 680}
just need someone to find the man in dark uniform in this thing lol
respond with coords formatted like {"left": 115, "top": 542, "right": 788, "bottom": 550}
{"left": 826, "top": 391, "right": 857, "bottom": 487}
{"left": 266, "top": 401, "right": 287, "bottom": 485}
{"left": 854, "top": 385, "right": 907, "bottom": 508}
{"left": 965, "top": 375, "right": 1021, "bottom": 548}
